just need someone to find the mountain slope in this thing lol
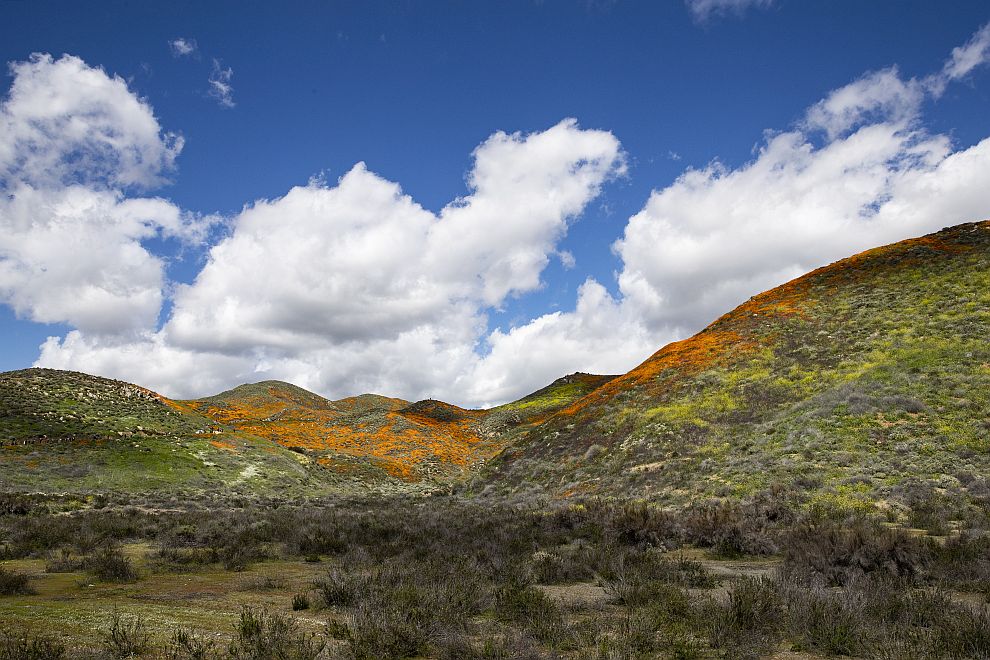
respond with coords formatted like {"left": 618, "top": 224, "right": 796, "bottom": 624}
{"left": 0, "top": 364, "right": 617, "bottom": 496}
{"left": 480, "top": 221, "right": 990, "bottom": 511}
{"left": 185, "top": 375, "right": 617, "bottom": 483}
{"left": 0, "top": 369, "right": 334, "bottom": 497}
{"left": 186, "top": 382, "right": 481, "bottom": 482}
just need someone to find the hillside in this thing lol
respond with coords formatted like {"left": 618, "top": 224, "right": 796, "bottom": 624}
{"left": 478, "top": 221, "right": 990, "bottom": 515}
{"left": 0, "top": 369, "right": 336, "bottom": 498}
{"left": 185, "top": 374, "right": 614, "bottom": 483}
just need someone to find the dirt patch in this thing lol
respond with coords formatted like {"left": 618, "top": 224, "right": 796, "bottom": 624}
{"left": 536, "top": 581, "right": 610, "bottom": 609}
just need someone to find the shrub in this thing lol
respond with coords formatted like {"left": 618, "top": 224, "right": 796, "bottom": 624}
{"left": 292, "top": 593, "right": 310, "bottom": 611}
{"left": 242, "top": 571, "right": 286, "bottom": 591}
{"left": 933, "top": 605, "right": 990, "bottom": 658}
{"left": 228, "top": 607, "right": 325, "bottom": 659}
{"left": 85, "top": 544, "right": 139, "bottom": 583}
{"left": 0, "top": 565, "right": 35, "bottom": 596}
{"left": 598, "top": 551, "right": 714, "bottom": 606}
{"left": 494, "top": 581, "right": 574, "bottom": 648}
{"left": 781, "top": 520, "right": 929, "bottom": 586}
{"left": 314, "top": 566, "right": 367, "bottom": 607}
{"left": 102, "top": 610, "right": 151, "bottom": 658}
{"left": 783, "top": 582, "right": 863, "bottom": 656}
{"left": 163, "top": 628, "right": 216, "bottom": 660}
{"left": 44, "top": 548, "right": 83, "bottom": 573}
{"left": 0, "top": 631, "right": 66, "bottom": 659}
{"left": 607, "top": 502, "right": 678, "bottom": 548}
{"left": 220, "top": 544, "right": 254, "bottom": 572}
{"left": 705, "top": 577, "right": 783, "bottom": 658}
{"left": 530, "top": 546, "right": 595, "bottom": 584}
{"left": 345, "top": 603, "right": 433, "bottom": 660}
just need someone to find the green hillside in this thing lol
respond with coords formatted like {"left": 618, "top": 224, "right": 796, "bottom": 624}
{"left": 0, "top": 370, "right": 351, "bottom": 498}
{"left": 0, "top": 369, "right": 204, "bottom": 441}
{"left": 478, "top": 221, "right": 990, "bottom": 518}
{"left": 0, "top": 367, "right": 615, "bottom": 498}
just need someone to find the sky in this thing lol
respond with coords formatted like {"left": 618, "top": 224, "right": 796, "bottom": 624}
{"left": 1, "top": 0, "right": 989, "bottom": 407}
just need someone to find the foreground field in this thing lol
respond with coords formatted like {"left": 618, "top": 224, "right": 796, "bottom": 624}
{"left": 2, "top": 495, "right": 990, "bottom": 658}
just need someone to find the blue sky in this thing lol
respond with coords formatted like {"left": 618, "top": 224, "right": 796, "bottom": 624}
{"left": 1, "top": 1, "right": 990, "bottom": 405}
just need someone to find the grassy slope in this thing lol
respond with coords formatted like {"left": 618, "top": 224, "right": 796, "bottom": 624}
{"left": 479, "top": 221, "right": 990, "bottom": 511}
{"left": 185, "top": 376, "right": 616, "bottom": 484}
{"left": 186, "top": 383, "right": 484, "bottom": 483}
{"left": 0, "top": 370, "right": 354, "bottom": 498}
{"left": 0, "top": 365, "right": 615, "bottom": 497}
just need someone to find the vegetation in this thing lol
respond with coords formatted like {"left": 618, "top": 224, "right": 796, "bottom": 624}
{"left": 479, "top": 221, "right": 990, "bottom": 513}
{"left": 2, "top": 222, "right": 990, "bottom": 655}
{"left": 0, "top": 494, "right": 989, "bottom": 657}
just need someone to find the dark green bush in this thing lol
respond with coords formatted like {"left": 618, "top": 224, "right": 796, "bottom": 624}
{"left": 0, "top": 630, "right": 66, "bottom": 660}
{"left": 102, "top": 610, "right": 151, "bottom": 658}
{"left": 292, "top": 593, "right": 310, "bottom": 611}
{"left": 228, "top": 607, "right": 325, "bottom": 659}
{"left": 85, "top": 544, "right": 139, "bottom": 583}
{"left": 0, "top": 565, "right": 34, "bottom": 595}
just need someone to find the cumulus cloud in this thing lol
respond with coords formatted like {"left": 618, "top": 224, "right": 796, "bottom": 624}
{"left": 468, "top": 23, "right": 990, "bottom": 402}
{"left": 169, "top": 38, "right": 198, "bottom": 57}
{"left": 208, "top": 59, "right": 235, "bottom": 108}
{"left": 0, "top": 54, "right": 183, "bottom": 189}
{"left": 37, "top": 119, "right": 624, "bottom": 401}
{"left": 16, "top": 23, "right": 990, "bottom": 407}
{"left": 0, "top": 54, "right": 210, "bottom": 335}
{"left": 685, "top": 0, "right": 774, "bottom": 23}
{"left": 461, "top": 279, "right": 660, "bottom": 406}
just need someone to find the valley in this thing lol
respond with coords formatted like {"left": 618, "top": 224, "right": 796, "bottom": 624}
{"left": 2, "top": 222, "right": 990, "bottom": 658}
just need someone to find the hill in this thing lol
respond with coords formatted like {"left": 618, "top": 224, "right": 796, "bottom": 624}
{"left": 478, "top": 221, "right": 990, "bottom": 516}
{"left": 0, "top": 369, "right": 336, "bottom": 498}
{"left": 184, "top": 375, "right": 613, "bottom": 483}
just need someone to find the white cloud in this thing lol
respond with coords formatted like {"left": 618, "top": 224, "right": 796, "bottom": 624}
{"left": 17, "top": 23, "right": 990, "bottom": 408}
{"left": 37, "top": 119, "right": 624, "bottom": 402}
{"left": 208, "top": 59, "right": 235, "bottom": 108}
{"left": 468, "top": 24, "right": 990, "bottom": 403}
{"left": 0, "top": 54, "right": 183, "bottom": 189}
{"left": 804, "top": 68, "right": 923, "bottom": 138}
{"left": 462, "top": 279, "right": 660, "bottom": 407}
{"left": 941, "top": 22, "right": 990, "bottom": 83}
{"left": 685, "top": 0, "right": 774, "bottom": 23}
{"left": 0, "top": 185, "right": 204, "bottom": 334}
{"left": 0, "top": 54, "right": 210, "bottom": 336}
{"left": 169, "top": 38, "right": 198, "bottom": 57}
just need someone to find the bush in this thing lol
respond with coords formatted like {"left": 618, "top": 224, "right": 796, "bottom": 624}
{"left": 494, "top": 580, "right": 573, "bottom": 648}
{"left": 0, "top": 630, "right": 65, "bottom": 660}
{"left": 44, "top": 548, "right": 83, "bottom": 573}
{"left": 163, "top": 628, "right": 216, "bottom": 660}
{"left": 0, "top": 565, "right": 35, "bottom": 595}
{"left": 783, "top": 584, "right": 863, "bottom": 656}
{"left": 705, "top": 577, "right": 783, "bottom": 658}
{"left": 292, "top": 593, "right": 310, "bottom": 611}
{"left": 314, "top": 566, "right": 367, "bottom": 607}
{"left": 781, "top": 520, "right": 929, "bottom": 586}
{"left": 85, "top": 544, "right": 139, "bottom": 583}
{"left": 598, "top": 551, "right": 714, "bottom": 606}
{"left": 345, "top": 603, "right": 433, "bottom": 660}
{"left": 102, "top": 610, "right": 151, "bottom": 658}
{"left": 228, "top": 607, "right": 325, "bottom": 659}
{"left": 530, "top": 545, "right": 595, "bottom": 584}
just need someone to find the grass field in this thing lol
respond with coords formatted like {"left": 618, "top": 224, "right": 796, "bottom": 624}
{"left": 2, "top": 495, "right": 990, "bottom": 658}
